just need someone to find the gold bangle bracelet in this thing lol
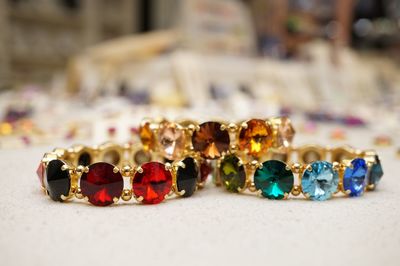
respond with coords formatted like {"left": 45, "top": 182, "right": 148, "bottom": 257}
{"left": 138, "top": 116, "right": 295, "bottom": 161}
{"left": 36, "top": 142, "right": 204, "bottom": 206}
{"left": 215, "top": 145, "right": 383, "bottom": 201}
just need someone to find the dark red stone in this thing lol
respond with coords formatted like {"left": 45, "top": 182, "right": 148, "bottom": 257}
{"left": 199, "top": 161, "right": 212, "bottom": 183}
{"left": 80, "top": 162, "right": 124, "bottom": 206}
{"left": 36, "top": 162, "right": 45, "bottom": 188}
{"left": 132, "top": 162, "right": 172, "bottom": 204}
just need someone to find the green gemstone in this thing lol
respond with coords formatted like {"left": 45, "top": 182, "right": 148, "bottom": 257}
{"left": 219, "top": 155, "right": 246, "bottom": 192}
{"left": 254, "top": 160, "right": 294, "bottom": 199}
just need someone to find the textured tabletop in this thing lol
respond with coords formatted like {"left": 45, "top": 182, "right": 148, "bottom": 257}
{"left": 0, "top": 127, "right": 399, "bottom": 266}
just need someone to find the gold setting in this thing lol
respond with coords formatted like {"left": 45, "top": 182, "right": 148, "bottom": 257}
{"left": 38, "top": 141, "right": 204, "bottom": 206}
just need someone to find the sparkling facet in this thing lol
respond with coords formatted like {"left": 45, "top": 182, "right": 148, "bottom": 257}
{"left": 36, "top": 162, "right": 45, "bottom": 188}
{"left": 343, "top": 158, "right": 367, "bottom": 197}
{"left": 45, "top": 160, "right": 71, "bottom": 202}
{"left": 192, "top": 122, "right": 230, "bottom": 159}
{"left": 176, "top": 157, "right": 199, "bottom": 197}
{"left": 254, "top": 160, "right": 294, "bottom": 199}
{"left": 219, "top": 155, "right": 246, "bottom": 192}
{"left": 80, "top": 162, "right": 124, "bottom": 206}
{"left": 275, "top": 116, "right": 295, "bottom": 148}
{"left": 157, "top": 121, "right": 186, "bottom": 160}
{"left": 238, "top": 119, "right": 272, "bottom": 157}
{"left": 132, "top": 162, "right": 172, "bottom": 204}
{"left": 301, "top": 161, "right": 338, "bottom": 201}
{"left": 367, "top": 155, "right": 384, "bottom": 189}
{"left": 139, "top": 121, "right": 156, "bottom": 150}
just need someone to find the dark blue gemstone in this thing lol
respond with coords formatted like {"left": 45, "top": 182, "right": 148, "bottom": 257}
{"left": 45, "top": 160, "right": 71, "bottom": 202}
{"left": 343, "top": 158, "right": 367, "bottom": 197}
{"left": 368, "top": 155, "right": 383, "bottom": 189}
{"left": 176, "top": 157, "right": 199, "bottom": 197}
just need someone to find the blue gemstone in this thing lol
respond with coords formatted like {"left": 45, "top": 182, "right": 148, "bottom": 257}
{"left": 301, "top": 161, "right": 339, "bottom": 201}
{"left": 367, "top": 155, "right": 383, "bottom": 189}
{"left": 343, "top": 158, "right": 367, "bottom": 197}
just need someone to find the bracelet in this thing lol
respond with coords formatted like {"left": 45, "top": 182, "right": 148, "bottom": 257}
{"left": 215, "top": 145, "right": 384, "bottom": 201}
{"left": 36, "top": 142, "right": 203, "bottom": 206}
{"left": 138, "top": 117, "right": 295, "bottom": 160}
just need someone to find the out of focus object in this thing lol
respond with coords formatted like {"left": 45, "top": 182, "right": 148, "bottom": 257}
{"left": 180, "top": 0, "right": 256, "bottom": 55}
{"left": 0, "top": 0, "right": 140, "bottom": 88}
{"left": 374, "top": 135, "right": 393, "bottom": 147}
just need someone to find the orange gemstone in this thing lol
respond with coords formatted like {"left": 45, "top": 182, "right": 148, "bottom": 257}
{"left": 238, "top": 119, "right": 272, "bottom": 157}
{"left": 192, "top": 122, "right": 230, "bottom": 159}
{"left": 157, "top": 121, "right": 187, "bottom": 160}
{"left": 139, "top": 121, "right": 156, "bottom": 150}
{"left": 275, "top": 117, "right": 295, "bottom": 148}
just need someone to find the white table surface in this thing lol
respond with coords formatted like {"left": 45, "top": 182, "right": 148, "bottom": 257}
{"left": 1, "top": 126, "right": 399, "bottom": 266}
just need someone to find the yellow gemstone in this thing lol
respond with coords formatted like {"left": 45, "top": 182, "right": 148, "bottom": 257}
{"left": 238, "top": 119, "right": 272, "bottom": 157}
{"left": 139, "top": 121, "right": 156, "bottom": 150}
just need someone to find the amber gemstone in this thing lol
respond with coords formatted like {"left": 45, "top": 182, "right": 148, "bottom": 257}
{"left": 139, "top": 121, "right": 156, "bottom": 150}
{"left": 132, "top": 162, "right": 172, "bottom": 204}
{"left": 238, "top": 119, "right": 272, "bottom": 157}
{"left": 192, "top": 122, "right": 230, "bottom": 159}
{"left": 157, "top": 121, "right": 186, "bottom": 160}
{"left": 275, "top": 117, "right": 295, "bottom": 148}
{"left": 80, "top": 162, "right": 124, "bottom": 206}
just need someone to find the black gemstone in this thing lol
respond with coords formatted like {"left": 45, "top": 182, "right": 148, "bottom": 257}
{"left": 46, "top": 160, "right": 71, "bottom": 202}
{"left": 176, "top": 157, "right": 199, "bottom": 197}
{"left": 78, "top": 152, "right": 91, "bottom": 166}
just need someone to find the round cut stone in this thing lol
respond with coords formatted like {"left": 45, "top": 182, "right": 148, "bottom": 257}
{"left": 176, "top": 157, "right": 199, "bottom": 197}
{"left": 343, "top": 158, "right": 367, "bottom": 197}
{"left": 139, "top": 121, "right": 156, "bottom": 150}
{"left": 275, "top": 116, "right": 295, "bottom": 148}
{"left": 80, "top": 162, "right": 124, "bottom": 206}
{"left": 254, "top": 160, "right": 294, "bottom": 199}
{"left": 238, "top": 119, "right": 272, "bottom": 157}
{"left": 45, "top": 160, "right": 71, "bottom": 202}
{"left": 157, "top": 121, "right": 186, "bottom": 160}
{"left": 192, "top": 122, "right": 230, "bottom": 159}
{"left": 36, "top": 161, "right": 45, "bottom": 188}
{"left": 367, "top": 155, "right": 383, "bottom": 189}
{"left": 301, "top": 161, "right": 338, "bottom": 201}
{"left": 132, "top": 162, "right": 172, "bottom": 204}
{"left": 219, "top": 155, "right": 246, "bottom": 192}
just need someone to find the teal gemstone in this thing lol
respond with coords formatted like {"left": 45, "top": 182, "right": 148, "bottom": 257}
{"left": 254, "top": 160, "right": 294, "bottom": 199}
{"left": 219, "top": 155, "right": 246, "bottom": 192}
{"left": 301, "top": 161, "right": 338, "bottom": 201}
{"left": 368, "top": 155, "right": 383, "bottom": 189}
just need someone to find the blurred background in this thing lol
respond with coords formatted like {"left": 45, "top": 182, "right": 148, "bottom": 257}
{"left": 0, "top": 0, "right": 399, "bottom": 150}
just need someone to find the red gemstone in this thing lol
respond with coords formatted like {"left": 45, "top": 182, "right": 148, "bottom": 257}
{"left": 36, "top": 162, "right": 45, "bottom": 188}
{"left": 132, "top": 162, "right": 172, "bottom": 204}
{"left": 80, "top": 162, "right": 124, "bottom": 206}
{"left": 199, "top": 161, "right": 212, "bottom": 183}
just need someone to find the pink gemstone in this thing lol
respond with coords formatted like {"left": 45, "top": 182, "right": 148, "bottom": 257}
{"left": 36, "top": 162, "right": 45, "bottom": 188}
{"left": 157, "top": 122, "right": 186, "bottom": 160}
{"left": 276, "top": 117, "right": 295, "bottom": 148}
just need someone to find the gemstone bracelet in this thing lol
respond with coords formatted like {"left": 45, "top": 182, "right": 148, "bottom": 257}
{"left": 36, "top": 142, "right": 204, "bottom": 206}
{"left": 139, "top": 116, "right": 295, "bottom": 160}
{"left": 216, "top": 145, "right": 384, "bottom": 201}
